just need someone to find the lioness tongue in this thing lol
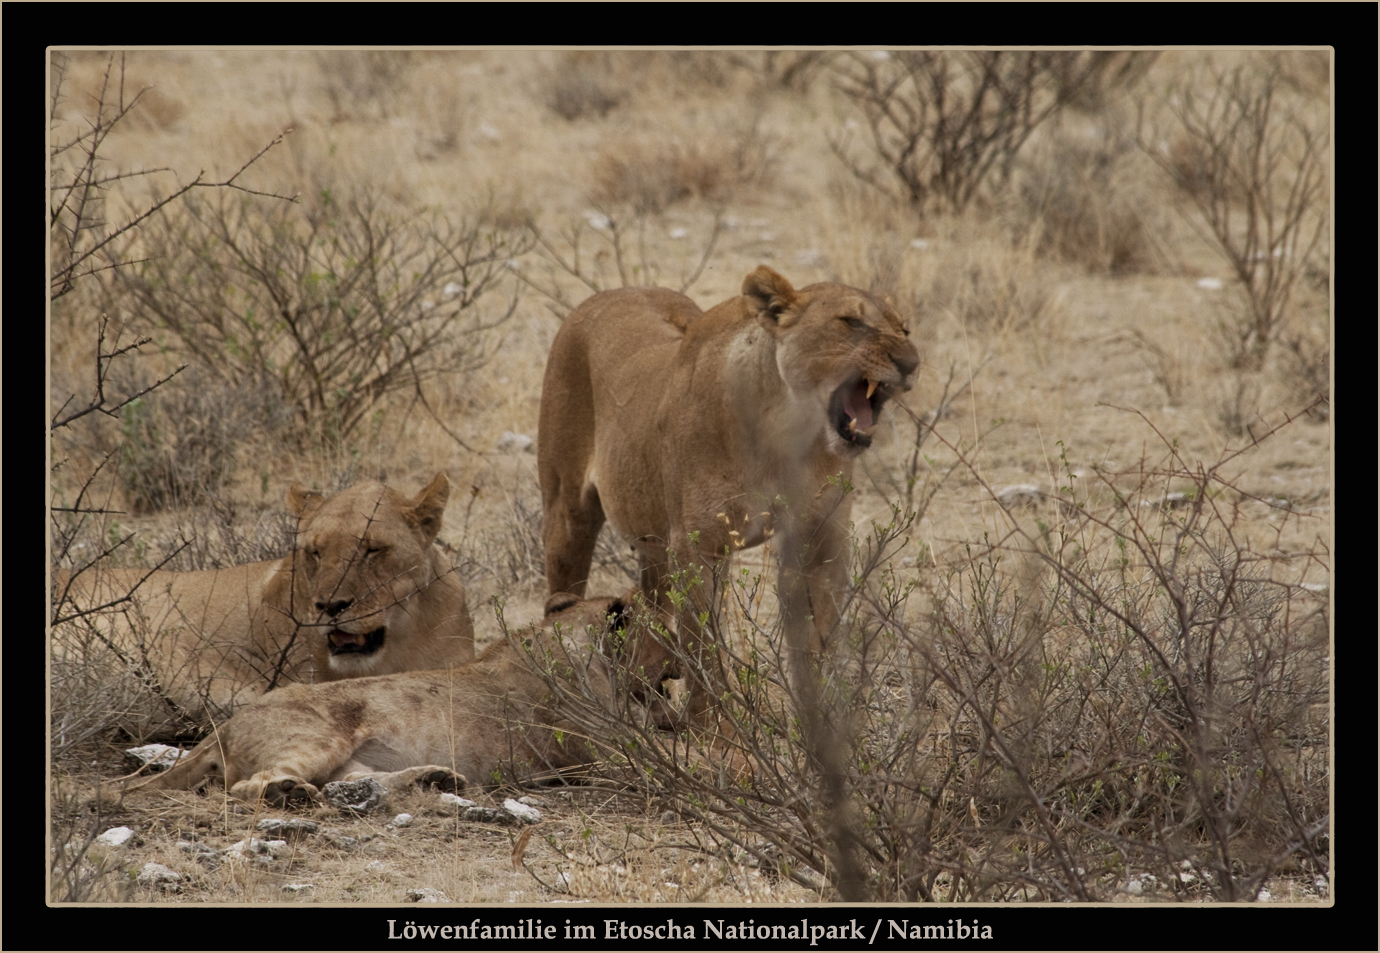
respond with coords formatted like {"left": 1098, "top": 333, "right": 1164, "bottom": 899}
{"left": 842, "top": 380, "right": 874, "bottom": 432}
{"left": 330, "top": 629, "right": 365, "bottom": 647}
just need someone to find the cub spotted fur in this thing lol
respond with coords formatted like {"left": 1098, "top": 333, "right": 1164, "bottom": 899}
{"left": 538, "top": 266, "right": 919, "bottom": 712}
{"left": 53, "top": 475, "right": 474, "bottom": 740}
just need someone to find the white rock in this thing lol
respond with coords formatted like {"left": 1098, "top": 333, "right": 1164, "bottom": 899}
{"left": 503, "top": 798, "right": 542, "bottom": 824}
{"left": 365, "top": 860, "right": 386, "bottom": 872}
{"left": 910, "top": 238, "right": 930, "bottom": 250}
{"left": 1196, "top": 277, "right": 1223, "bottom": 291}
{"left": 392, "top": 813, "right": 414, "bottom": 828}
{"left": 125, "top": 744, "right": 189, "bottom": 771}
{"left": 668, "top": 227, "right": 688, "bottom": 240}
{"left": 406, "top": 886, "right": 452, "bottom": 903}
{"left": 440, "top": 792, "right": 478, "bottom": 809}
{"left": 96, "top": 827, "right": 135, "bottom": 848}
{"left": 584, "top": 211, "right": 610, "bottom": 231}
{"left": 226, "top": 838, "right": 288, "bottom": 859}
{"left": 1123, "top": 879, "right": 1143, "bottom": 896}
{"left": 282, "top": 883, "right": 315, "bottom": 893}
{"left": 137, "top": 862, "right": 181, "bottom": 886}
{"left": 496, "top": 431, "right": 534, "bottom": 453}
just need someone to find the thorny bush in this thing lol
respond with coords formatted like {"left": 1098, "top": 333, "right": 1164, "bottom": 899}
{"left": 108, "top": 185, "right": 534, "bottom": 441}
{"left": 525, "top": 406, "right": 1328, "bottom": 902}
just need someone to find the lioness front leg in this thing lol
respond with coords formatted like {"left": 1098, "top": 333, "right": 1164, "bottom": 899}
{"left": 776, "top": 510, "right": 849, "bottom": 682}
{"left": 663, "top": 548, "right": 735, "bottom": 726}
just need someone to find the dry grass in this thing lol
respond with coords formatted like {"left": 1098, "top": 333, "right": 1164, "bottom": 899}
{"left": 49, "top": 49, "right": 1329, "bottom": 906}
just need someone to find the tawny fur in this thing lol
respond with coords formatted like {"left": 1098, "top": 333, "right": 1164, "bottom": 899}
{"left": 537, "top": 266, "right": 919, "bottom": 707}
{"left": 53, "top": 475, "right": 474, "bottom": 740}
{"left": 122, "top": 595, "right": 637, "bottom": 805}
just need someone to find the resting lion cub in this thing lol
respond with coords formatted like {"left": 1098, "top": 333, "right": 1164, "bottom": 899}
{"left": 121, "top": 594, "right": 638, "bottom": 805}
{"left": 539, "top": 266, "right": 919, "bottom": 710}
{"left": 52, "top": 475, "right": 474, "bottom": 740}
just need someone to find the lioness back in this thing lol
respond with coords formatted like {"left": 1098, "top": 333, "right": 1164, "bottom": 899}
{"left": 539, "top": 288, "right": 701, "bottom": 597}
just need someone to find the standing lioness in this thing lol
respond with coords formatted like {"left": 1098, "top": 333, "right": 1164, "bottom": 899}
{"left": 538, "top": 266, "right": 919, "bottom": 711}
{"left": 53, "top": 475, "right": 474, "bottom": 740}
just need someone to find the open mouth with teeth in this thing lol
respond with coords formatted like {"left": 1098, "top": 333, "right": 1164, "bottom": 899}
{"left": 327, "top": 626, "right": 386, "bottom": 656}
{"left": 830, "top": 375, "right": 888, "bottom": 448}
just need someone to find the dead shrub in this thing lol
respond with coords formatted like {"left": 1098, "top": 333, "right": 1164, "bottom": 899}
{"left": 920, "top": 240, "right": 1055, "bottom": 335}
{"left": 112, "top": 370, "right": 291, "bottom": 515}
{"left": 317, "top": 50, "right": 419, "bottom": 122}
{"left": 1017, "top": 127, "right": 1162, "bottom": 274}
{"left": 543, "top": 51, "right": 628, "bottom": 120}
{"left": 49, "top": 779, "right": 136, "bottom": 903}
{"left": 49, "top": 52, "right": 293, "bottom": 303}
{"left": 107, "top": 185, "right": 533, "bottom": 441}
{"left": 1140, "top": 55, "right": 1328, "bottom": 369}
{"left": 729, "top": 50, "right": 836, "bottom": 92}
{"left": 1210, "top": 371, "right": 1266, "bottom": 439}
{"left": 591, "top": 121, "right": 778, "bottom": 216}
{"left": 830, "top": 51, "right": 1120, "bottom": 215}
{"left": 1274, "top": 315, "right": 1330, "bottom": 421}
{"left": 1129, "top": 329, "right": 1196, "bottom": 405}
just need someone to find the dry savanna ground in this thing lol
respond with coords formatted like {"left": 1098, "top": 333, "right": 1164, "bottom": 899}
{"left": 49, "top": 49, "right": 1330, "bottom": 906}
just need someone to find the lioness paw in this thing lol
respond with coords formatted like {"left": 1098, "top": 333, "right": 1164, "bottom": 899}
{"left": 235, "top": 776, "right": 322, "bottom": 807}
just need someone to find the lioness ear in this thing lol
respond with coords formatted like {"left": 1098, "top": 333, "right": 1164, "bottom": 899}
{"left": 285, "top": 483, "right": 325, "bottom": 522}
{"left": 408, "top": 473, "right": 451, "bottom": 544}
{"left": 742, "top": 265, "right": 800, "bottom": 328}
{"left": 545, "top": 592, "right": 580, "bottom": 616}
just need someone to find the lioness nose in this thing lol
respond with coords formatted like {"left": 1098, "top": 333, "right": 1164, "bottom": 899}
{"left": 317, "top": 598, "right": 352, "bottom": 617}
{"left": 893, "top": 344, "right": 920, "bottom": 380}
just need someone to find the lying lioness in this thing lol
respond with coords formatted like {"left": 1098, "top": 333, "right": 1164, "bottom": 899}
{"left": 538, "top": 266, "right": 920, "bottom": 710}
{"left": 120, "top": 594, "right": 643, "bottom": 805}
{"left": 52, "top": 475, "right": 474, "bottom": 740}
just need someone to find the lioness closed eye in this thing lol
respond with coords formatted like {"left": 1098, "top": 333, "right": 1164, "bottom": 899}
{"left": 52, "top": 474, "right": 474, "bottom": 741}
{"left": 538, "top": 266, "right": 920, "bottom": 717}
